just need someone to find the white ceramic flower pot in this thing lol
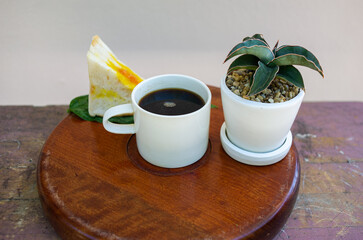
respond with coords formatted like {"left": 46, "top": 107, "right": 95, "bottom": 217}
{"left": 221, "top": 76, "right": 304, "bottom": 153}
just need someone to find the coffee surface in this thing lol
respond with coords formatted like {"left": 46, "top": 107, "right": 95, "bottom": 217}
{"left": 139, "top": 88, "right": 205, "bottom": 115}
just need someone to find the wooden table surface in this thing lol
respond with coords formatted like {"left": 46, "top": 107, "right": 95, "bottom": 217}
{"left": 1, "top": 102, "right": 362, "bottom": 240}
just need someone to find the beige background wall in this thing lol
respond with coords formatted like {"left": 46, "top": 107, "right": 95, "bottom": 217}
{"left": 0, "top": 0, "right": 362, "bottom": 105}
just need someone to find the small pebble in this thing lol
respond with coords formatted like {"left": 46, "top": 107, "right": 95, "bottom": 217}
{"left": 226, "top": 79, "right": 233, "bottom": 85}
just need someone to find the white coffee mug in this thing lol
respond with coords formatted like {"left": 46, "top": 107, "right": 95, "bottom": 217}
{"left": 103, "top": 74, "right": 211, "bottom": 168}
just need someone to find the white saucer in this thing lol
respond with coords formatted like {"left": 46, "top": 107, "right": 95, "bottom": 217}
{"left": 220, "top": 122, "right": 292, "bottom": 166}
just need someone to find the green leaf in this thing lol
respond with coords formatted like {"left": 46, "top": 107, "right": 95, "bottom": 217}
{"left": 249, "top": 61, "right": 279, "bottom": 96}
{"left": 271, "top": 45, "right": 324, "bottom": 77}
{"left": 226, "top": 39, "right": 268, "bottom": 57}
{"left": 251, "top": 34, "right": 269, "bottom": 47}
{"left": 242, "top": 34, "right": 269, "bottom": 47}
{"left": 211, "top": 104, "right": 218, "bottom": 109}
{"left": 68, "top": 95, "right": 134, "bottom": 124}
{"left": 277, "top": 66, "right": 304, "bottom": 89}
{"left": 227, "top": 54, "right": 259, "bottom": 74}
{"left": 224, "top": 39, "right": 274, "bottom": 64}
{"left": 272, "top": 40, "right": 279, "bottom": 55}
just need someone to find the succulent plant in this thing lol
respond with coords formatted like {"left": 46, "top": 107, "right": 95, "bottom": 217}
{"left": 224, "top": 34, "right": 324, "bottom": 96}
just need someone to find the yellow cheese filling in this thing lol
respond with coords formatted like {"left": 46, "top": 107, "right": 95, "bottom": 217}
{"left": 106, "top": 55, "right": 142, "bottom": 90}
{"left": 91, "top": 86, "right": 125, "bottom": 101}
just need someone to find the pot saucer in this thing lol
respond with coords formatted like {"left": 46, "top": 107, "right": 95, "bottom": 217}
{"left": 220, "top": 122, "right": 292, "bottom": 166}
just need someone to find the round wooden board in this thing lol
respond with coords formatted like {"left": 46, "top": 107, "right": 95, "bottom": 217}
{"left": 37, "top": 86, "right": 300, "bottom": 240}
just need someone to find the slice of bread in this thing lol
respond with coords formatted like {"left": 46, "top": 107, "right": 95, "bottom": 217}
{"left": 87, "top": 35, "right": 143, "bottom": 116}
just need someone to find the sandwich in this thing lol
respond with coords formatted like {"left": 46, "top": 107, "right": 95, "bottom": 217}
{"left": 87, "top": 35, "right": 143, "bottom": 116}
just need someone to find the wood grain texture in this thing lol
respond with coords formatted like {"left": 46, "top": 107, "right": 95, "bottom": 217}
{"left": 36, "top": 87, "right": 300, "bottom": 240}
{"left": 0, "top": 106, "right": 68, "bottom": 240}
{"left": 277, "top": 102, "right": 363, "bottom": 240}
{"left": 1, "top": 101, "right": 362, "bottom": 240}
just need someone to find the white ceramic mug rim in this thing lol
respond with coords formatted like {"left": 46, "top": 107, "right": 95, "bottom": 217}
{"left": 132, "top": 74, "right": 212, "bottom": 118}
{"left": 221, "top": 75, "right": 305, "bottom": 109}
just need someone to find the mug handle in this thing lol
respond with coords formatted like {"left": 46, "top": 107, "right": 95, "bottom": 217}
{"left": 103, "top": 104, "right": 136, "bottom": 134}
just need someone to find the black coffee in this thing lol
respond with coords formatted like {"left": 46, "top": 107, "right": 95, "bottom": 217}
{"left": 139, "top": 88, "right": 205, "bottom": 115}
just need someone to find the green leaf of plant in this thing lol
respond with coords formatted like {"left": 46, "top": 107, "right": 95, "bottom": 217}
{"left": 242, "top": 36, "right": 253, "bottom": 42}
{"left": 224, "top": 39, "right": 274, "bottom": 64}
{"left": 271, "top": 45, "right": 324, "bottom": 77}
{"left": 68, "top": 95, "right": 134, "bottom": 124}
{"left": 272, "top": 40, "right": 279, "bottom": 55}
{"left": 227, "top": 54, "right": 259, "bottom": 74}
{"left": 249, "top": 61, "right": 279, "bottom": 96}
{"left": 226, "top": 39, "right": 268, "bottom": 57}
{"left": 211, "top": 104, "right": 218, "bottom": 109}
{"left": 251, "top": 34, "right": 269, "bottom": 47}
{"left": 277, "top": 65, "right": 304, "bottom": 89}
{"left": 242, "top": 34, "right": 269, "bottom": 47}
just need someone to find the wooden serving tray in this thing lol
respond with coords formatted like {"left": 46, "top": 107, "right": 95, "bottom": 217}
{"left": 37, "top": 86, "right": 300, "bottom": 240}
